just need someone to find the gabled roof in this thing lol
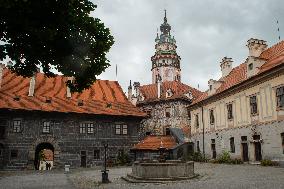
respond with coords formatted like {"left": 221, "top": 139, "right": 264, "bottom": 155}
{"left": 132, "top": 135, "right": 177, "bottom": 151}
{"left": 0, "top": 69, "right": 146, "bottom": 117}
{"left": 138, "top": 81, "right": 203, "bottom": 104}
{"left": 191, "top": 40, "right": 284, "bottom": 105}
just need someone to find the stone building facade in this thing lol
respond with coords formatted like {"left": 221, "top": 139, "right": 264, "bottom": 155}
{"left": 128, "top": 11, "right": 202, "bottom": 136}
{"left": 0, "top": 67, "right": 146, "bottom": 170}
{"left": 189, "top": 39, "right": 284, "bottom": 163}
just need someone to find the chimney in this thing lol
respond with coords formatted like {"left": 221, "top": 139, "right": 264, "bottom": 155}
{"left": 66, "top": 77, "right": 73, "bottom": 98}
{"left": 0, "top": 63, "right": 5, "bottom": 88}
{"left": 28, "top": 68, "right": 39, "bottom": 97}
{"left": 220, "top": 57, "right": 233, "bottom": 77}
{"left": 128, "top": 80, "right": 132, "bottom": 101}
{"left": 246, "top": 38, "right": 268, "bottom": 78}
{"left": 157, "top": 78, "right": 162, "bottom": 98}
{"left": 247, "top": 38, "right": 267, "bottom": 57}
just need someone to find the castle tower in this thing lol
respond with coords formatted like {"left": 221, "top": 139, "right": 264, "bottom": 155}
{"left": 151, "top": 10, "right": 181, "bottom": 84}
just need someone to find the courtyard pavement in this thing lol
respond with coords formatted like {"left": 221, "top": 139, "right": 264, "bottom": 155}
{"left": 0, "top": 163, "right": 284, "bottom": 189}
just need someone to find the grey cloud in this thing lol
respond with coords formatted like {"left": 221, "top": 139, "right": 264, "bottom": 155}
{"left": 91, "top": 0, "right": 284, "bottom": 92}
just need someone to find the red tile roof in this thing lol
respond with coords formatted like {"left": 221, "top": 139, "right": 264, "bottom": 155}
{"left": 138, "top": 81, "right": 203, "bottom": 103}
{"left": 132, "top": 135, "right": 177, "bottom": 151}
{"left": 192, "top": 40, "right": 284, "bottom": 105}
{"left": 0, "top": 69, "right": 146, "bottom": 117}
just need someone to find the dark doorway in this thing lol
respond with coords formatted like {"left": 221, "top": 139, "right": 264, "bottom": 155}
{"left": 0, "top": 143, "right": 4, "bottom": 169}
{"left": 211, "top": 139, "right": 216, "bottom": 159}
{"left": 81, "top": 151, "right": 87, "bottom": 167}
{"left": 34, "top": 143, "right": 54, "bottom": 170}
{"left": 254, "top": 142, "right": 262, "bottom": 161}
{"left": 242, "top": 143, "right": 249, "bottom": 162}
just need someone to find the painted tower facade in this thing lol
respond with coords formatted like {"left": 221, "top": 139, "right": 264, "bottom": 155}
{"left": 152, "top": 11, "right": 181, "bottom": 84}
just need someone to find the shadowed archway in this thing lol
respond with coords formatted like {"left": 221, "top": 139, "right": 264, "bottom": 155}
{"left": 34, "top": 143, "right": 54, "bottom": 170}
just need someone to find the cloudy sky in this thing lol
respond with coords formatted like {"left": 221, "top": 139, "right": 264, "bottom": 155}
{"left": 92, "top": 0, "right": 283, "bottom": 93}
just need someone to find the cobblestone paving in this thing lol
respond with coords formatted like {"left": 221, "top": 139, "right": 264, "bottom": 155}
{"left": 0, "top": 170, "right": 75, "bottom": 189}
{"left": 70, "top": 163, "right": 284, "bottom": 189}
{"left": 0, "top": 163, "right": 284, "bottom": 189}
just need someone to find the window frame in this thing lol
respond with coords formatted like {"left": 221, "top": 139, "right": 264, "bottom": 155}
{"left": 249, "top": 95, "right": 258, "bottom": 115}
{"left": 42, "top": 121, "right": 51, "bottom": 134}
{"left": 115, "top": 124, "right": 128, "bottom": 135}
{"left": 230, "top": 137, "right": 235, "bottom": 153}
{"left": 248, "top": 63, "right": 253, "bottom": 70}
{"left": 12, "top": 120, "right": 21, "bottom": 133}
{"left": 79, "top": 123, "right": 86, "bottom": 134}
{"left": 227, "top": 103, "right": 233, "bottom": 120}
{"left": 94, "top": 149, "right": 100, "bottom": 160}
{"left": 87, "top": 123, "right": 94, "bottom": 134}
{"left": 115, "top": 124, "right": 121, "bottom": 135}
{"left": 165, "top": 107, "right": 171, "bottom": 118}
{"left": 122, "top": 125, "right": 128, "bottom": 135}
{"left": 209, "top": 109, "right": 215, "bottom": 125}
{"left": 195, "top": 114, "right": 199, "bottom": 128}
{"left": 276, "top": 86, "right": 284, "bottom": 108}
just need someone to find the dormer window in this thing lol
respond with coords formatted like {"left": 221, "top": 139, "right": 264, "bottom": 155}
{"left": 248, "top": 63, "right": 253, "bottom": 70}
{"left": 45, "top": 97, "right": 52, "bottom": 103}
{"left": 166, "top": 89, "right": 173, "bottom": 98}
{"left": 13, "top": 95, "right": 20, "bottom": 101}
{"left": 78, "top": 99, "right": 84, "bottom": 106}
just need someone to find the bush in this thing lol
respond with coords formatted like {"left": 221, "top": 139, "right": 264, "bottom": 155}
{"left": 217, "top": 151, "right": 231, "bottom": 164}
{"left": 261, "top": 159, "right": 279, "bottom": 166}
{"left": 116, "top": 150, "right": 130, "bottom": 166}
{"left": 231, "top": 158, "right": 243, "bottom": 164}
{"left": 186, "top": 152, "right": 208, "bottom": 162}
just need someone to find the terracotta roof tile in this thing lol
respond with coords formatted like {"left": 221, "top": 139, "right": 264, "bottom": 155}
{"left": 132, "top": 135, "right": 177, "bottom": 150}
{"left": 138, "top": 81, "right": 203, "bottom": 103}
{"left": 192, "top": 40, "right": 284, "bottom": 105}
{"left": 0, "top": 69, "right": 146, "bottom": 117}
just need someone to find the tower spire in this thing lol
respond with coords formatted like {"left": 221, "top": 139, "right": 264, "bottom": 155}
{"left": 164, "top": 9, "right": 167, "bottom": 23}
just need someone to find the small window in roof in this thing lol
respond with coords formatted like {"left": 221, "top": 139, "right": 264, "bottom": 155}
{"left": 78, "top": 99, "right": 84, "bottom": 106}
{"left": 13, "top": 95, "right": 20, "bottom": 101}
{"left": 45, "top": 97, "right": 52, "bottom": 103}
{"left": 248, "top": 63, "right": 253, "bottom": 70}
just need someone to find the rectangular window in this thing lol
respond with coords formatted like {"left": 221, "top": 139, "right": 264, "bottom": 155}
{"left": 276, "top": 86, "right": 284, "bottom": 108}
{"left": 165, "top": 107, "right": 171, "bottom": 118}
{"left": 187, "top": 109, "right": 191, "bottom": 120}
{"left": 115, "top": 125, "right": 121, "bottom": 135}
{"left": 250, "top": 96, "right": 258, "bottom": 115}
{"left": 195, "top": 114, "right": 199, "bottom": 128}
{"left": 87, "top": 123, "right": 94, "bottom": 134}
{"left": 230, "top": 137, "right": 235, "bottom": 153}
{"left": 79, "top": 123, "right": 86, "bottom": 134}
{"left": 122, "top": 125, "right": 128, "bottom": 135}
{"left": 281, "top": 133, "right": 284, "bottom": 154}
{"left": 94, "top": 149, "right": 100, "bottom": 159}
{"left": 227, "top": 104, "right": 233, "bottom": 120}
{"left": 209, "top": 109, "right": 215, "bottom": 125}
{"left": 13, "top": 120, "right": 21, "bottom": 133}
{"left": 10, "top": 150, "right": 18, "bottom": 159}
{"left": 241, "top": 136, "right": 247, "bottom": 142}
{"left": 43, "top": 121, "right": 50, "bottom": 133}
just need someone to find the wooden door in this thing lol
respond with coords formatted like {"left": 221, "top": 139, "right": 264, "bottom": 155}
{"left": 254, "top": 142, "right": 262, "bottom": 161}
{"left": 81, "top": 151, "right": 87, "bottom": 167}
{"left": 242, "top": 143, "right": 249, "bottom": 162}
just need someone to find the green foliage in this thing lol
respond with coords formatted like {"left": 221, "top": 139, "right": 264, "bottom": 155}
{"left": 116, "top": 150, "right": 130, "bottom": 166}
{"left": 186, "top": 152, "right": 208, "bottom": 162}
{"left": 39, "top": 150, "right": 45, "bottom": 161}
{"left": 260, "top": 159, "right": 279, "bottom": 166}
{"left": 217, "top": 151, "right": 231, "bottom": 164}
{"left": 211, "top": 151, "right": 244, "bottom": 164}
{"left": 0, "top": 0, "right": 114, "bottom": 92}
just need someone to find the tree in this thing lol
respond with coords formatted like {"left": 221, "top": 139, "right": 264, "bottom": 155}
{"left": 0, "top": 0, "right": 114, "bottom": 92}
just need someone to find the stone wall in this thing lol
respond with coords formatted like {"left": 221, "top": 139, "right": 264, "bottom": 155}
{"left": 139, "top": 100, "right": 190, "bottom": 135}
{"left": 0, "top": 110, "right": 142, "bottom": 170}
{"left": 191, "top": 120, "right": 284, "bottom": 162}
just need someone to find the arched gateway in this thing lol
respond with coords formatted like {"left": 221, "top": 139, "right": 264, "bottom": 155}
{"left": 28, "top": 138, "right": 61, "bottom": 170}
